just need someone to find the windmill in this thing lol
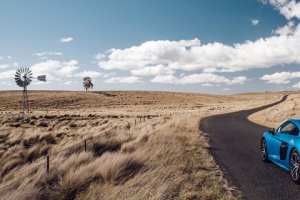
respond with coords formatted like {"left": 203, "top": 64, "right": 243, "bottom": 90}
{"left": 15, "top": 68, "right": 46, "bottom": 121}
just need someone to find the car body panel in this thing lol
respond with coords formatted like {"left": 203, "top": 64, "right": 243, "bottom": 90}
{"left": 262, "top": 119, "right": 300, "bottom": 172}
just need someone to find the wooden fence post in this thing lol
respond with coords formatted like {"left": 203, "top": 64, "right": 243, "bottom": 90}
{"left": 84, "top": 140, "right": 87, "bottom": 151}
{"left": 47, "top": 156, "right": 49, "bottom": 173}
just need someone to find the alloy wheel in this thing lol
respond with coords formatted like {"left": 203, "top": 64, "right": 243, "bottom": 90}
{"left": 291, "top": 151, "right": 300, "bottom": 181}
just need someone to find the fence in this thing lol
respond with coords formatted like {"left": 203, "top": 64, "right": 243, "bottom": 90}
{"left": 0, "top": 115, "right": 154, "bottom": 192}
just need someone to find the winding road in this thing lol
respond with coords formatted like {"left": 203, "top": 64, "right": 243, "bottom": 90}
{"left": 200, "top": 95, "right": 300, "bottom": 200}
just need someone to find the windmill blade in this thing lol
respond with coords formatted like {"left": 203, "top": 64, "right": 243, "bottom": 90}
{"left": 26, "top": 77, "right": 32, "bottom": 82}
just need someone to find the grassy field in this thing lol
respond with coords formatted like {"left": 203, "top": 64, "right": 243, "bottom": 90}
{"left": 0, "top": 90, "right": 291, "bottom": 200}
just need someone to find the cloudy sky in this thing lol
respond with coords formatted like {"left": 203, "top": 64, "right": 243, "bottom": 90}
{"left": 1, "top": 0, "right": 300, "bottom": 94}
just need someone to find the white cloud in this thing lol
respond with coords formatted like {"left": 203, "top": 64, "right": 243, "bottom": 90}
{"left": 102, "top": 72, "right": 115, "bottom": 78}
{"left": 260, "top": 71, "right": 300, "bottom": 83}
{"left": 7, "top": 56, "right": 11, "bottom": 59}
{"left": 251, "top": 19, "right": 260, "bottom": 25}
{"left": 151, "top": 73, "right": 246, "bottom": 85}
{"left": 222, "top": 88, "right": 231, "bottom": 91}
{"left": 264, "top": 0, "right": 300, "bottom": 20}
{"left": 59, "top": 37, "right": 73, "bottom": 42}
{"left": 64, "top": 81, "right": 73, "bottom": 85}
{"left": 104, "top": 76, "right": 142, "bottom": 83}
{"left": 34, "top": 52, "right": 63, "bottom": 57}
{"left": 0, "top": 70, "right": 16, "bottom": 79}
{"left": 201, "top": 83, "right": 213, "bottom": 86}
{"left": 2, "top": 81, "right": 12, "bottom": 86}
{"left": 97, "top": 25, "right": 300, "bottom": 73}
{"left": 30, "top": 60, "right": 79, "bottom": 81}
{"left": 12, "top": 62, "right": 18, "bottom": 67}
{"left": 71, "top": 70, "right": 103, "bottom": 78}
{"left": 94, "top": 53, "right": 105, "bottom": 60}
{"left": 273, "top": 21, "right": 295, "bottom": 36}
{"left": 32, "top": 81, "right": 51, "bottom": 85}
{"left": 293, "top": 82, "right": 300, "bottom": 88}
{"left": 131, "top": 65, "right": 175, "bottom": 76}
{"left": 231, "top": 76, "right": 248, "bottom": 85}
{"left": 0, "top": 64, "right": 9, "bottom": 69}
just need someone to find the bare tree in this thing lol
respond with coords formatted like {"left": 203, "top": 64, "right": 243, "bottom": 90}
{"left": 83, "top": 77, "right": 93, "bottom": 92}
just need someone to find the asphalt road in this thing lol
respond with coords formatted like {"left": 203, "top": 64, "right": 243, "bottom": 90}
{"left": 200, "top": 95, "right": 300, "bottom": 200}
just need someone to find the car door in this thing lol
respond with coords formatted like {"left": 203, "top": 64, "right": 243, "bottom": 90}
{"left": 268, "top": 122, "right": 295, "bottom": 163}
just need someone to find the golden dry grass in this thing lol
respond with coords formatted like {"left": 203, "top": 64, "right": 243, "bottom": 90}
{"left": 249, "top": 93, "right": 300, "bottom": 129}
{"left": 0, "top": 90, "right": 291, "bottom": 199}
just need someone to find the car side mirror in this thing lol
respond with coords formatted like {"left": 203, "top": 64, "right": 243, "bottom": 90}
{"left": 268, "top": 128, "right": 275, "bottom": 135}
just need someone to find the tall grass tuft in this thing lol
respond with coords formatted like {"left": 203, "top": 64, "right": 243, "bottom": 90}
{"left": 92, "top": 139, "right": 121, "bottom": 156}
{"left": 50, "top": 166, "right": 96, "bottom": 200}
{"left": 97, "top": 152, "right": 144, "bottom": 185}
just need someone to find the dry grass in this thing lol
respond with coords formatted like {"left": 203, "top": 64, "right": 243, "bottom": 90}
{"left": 249, "top": 93, "right": 300, "bottom": 128}
{"left": 0, "top": 90, "right": 292, "bottom": 199}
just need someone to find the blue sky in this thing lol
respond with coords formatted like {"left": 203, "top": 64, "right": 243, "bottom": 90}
{"left": 1, "top": 0, "right": 300, "bottom": 94}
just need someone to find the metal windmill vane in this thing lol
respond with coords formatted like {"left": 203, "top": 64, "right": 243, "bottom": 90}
{"left": 15, "top": 67, "right": 46, "bottom": 121}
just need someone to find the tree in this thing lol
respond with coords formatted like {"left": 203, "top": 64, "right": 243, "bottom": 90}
{"left": 83, "top": 77, "right": 93, "bottom": 92}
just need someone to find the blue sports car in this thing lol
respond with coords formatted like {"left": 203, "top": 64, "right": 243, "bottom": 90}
{"left": 261, "top": 118, "right": 300, "bottom": 184}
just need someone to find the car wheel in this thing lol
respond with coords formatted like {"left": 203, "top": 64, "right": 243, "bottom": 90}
{"left": 261, "top": 138, "right": 269, "bottom": 162}
{"left": 290, "top": 149, "right": 300, "bottom": 184}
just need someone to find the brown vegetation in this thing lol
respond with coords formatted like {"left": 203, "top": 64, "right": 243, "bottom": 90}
{"left": 249, "top": 93, "right": 300, "bottom": 128}
{"left": 0, "top": 90, "right": 292, "bottom": 199}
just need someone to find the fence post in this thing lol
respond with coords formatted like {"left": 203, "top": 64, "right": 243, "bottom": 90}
{"left": 144, "top": 116, "right": 145, "bottom": 122}
{"left": 84, "top": 140, "right": 87, "bottom": 151}
{"left": 140, "top": 117, "right": 141, "bottom": 123}
{"left": 47, "top": 156, "right": 49, "bottom": 173}
{"left": 135, "top": 119, "right": 136, "bottom": 126}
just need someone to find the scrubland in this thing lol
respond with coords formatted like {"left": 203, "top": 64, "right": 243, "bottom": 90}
{"left": 249, "top": 92, "right": 300, "bottom": 129}
{"left": 0, "top": 90, "right": 290, "bottom": 200}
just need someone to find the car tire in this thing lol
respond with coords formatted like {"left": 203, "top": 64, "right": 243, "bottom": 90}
{"left": 261, "top": 138, "right": 269, "bottom": 162}
{"left": 290, "top": 149, "right": 300, "bottom": 184}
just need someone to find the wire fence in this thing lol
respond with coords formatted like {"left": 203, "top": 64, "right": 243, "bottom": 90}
{"left": 0, "top": 116, "right": 152, "bottom": 192}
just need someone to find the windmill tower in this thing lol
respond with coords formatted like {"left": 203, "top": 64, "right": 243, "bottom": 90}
{"left": 14, "top": 68, "right": 46, "bottom": 121}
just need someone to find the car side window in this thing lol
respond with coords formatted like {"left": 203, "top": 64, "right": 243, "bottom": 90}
{"left": 277, "top": 122, "right": 295, "bottom": 134}
{"left": 290, "top": 125, "right": 299, "bottom": 136}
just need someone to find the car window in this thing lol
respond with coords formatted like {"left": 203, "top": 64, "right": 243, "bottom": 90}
{"left": 290, "top": 125, "right": 299, "bottom": 136}
{"left": 278, "top": 122, "right": 295, "bottom": 134}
